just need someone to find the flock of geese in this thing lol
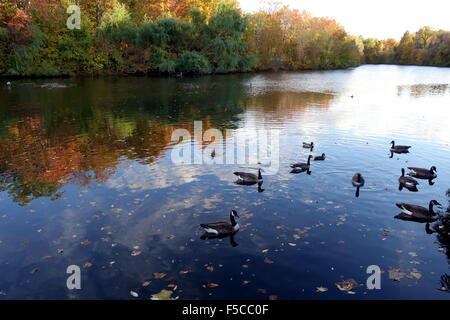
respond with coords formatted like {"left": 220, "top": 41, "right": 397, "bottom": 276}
{"left": 200, "top": 140, "right": 442, "bottom": 240}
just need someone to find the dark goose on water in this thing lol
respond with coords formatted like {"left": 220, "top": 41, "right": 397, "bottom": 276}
{"left": 233, "top": 169, "right": 263, "bottom": 183}
{"left": 352, "top": 173, "right": 365, "bottom": 187}
{"left": 314, "top": 153, "right": 326, "bottom": 161}
{"left": 291, "top": 155, "right": 313, "bottom": 171}
{"left": 408, "top": 166, "right": 437, "bottom": 180}
{"left": 395, "top": 200, "right": 441, "bottom": 222}
{"left": 201, "top": 210, "right": 240, "bottom": 236}
{"left": 399, "top": 168, "right": 419, "bottom": 188}
{"left": 390, "top": 140, "right": 411, "bottom": 153}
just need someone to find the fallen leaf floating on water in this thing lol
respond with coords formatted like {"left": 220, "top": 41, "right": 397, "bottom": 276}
{"left": 264, "top": 257, "right": 274, "bottom": 264}
{"left": 269, "top": 295, "right": 278, "bottom": 300}
{"left": 257, "top": 288, "right": 267, "bottom": 294}
{"left": 407, "top": 269, "right": 422, "bottom": 280}
{"left": 316, "top": 287, "right": 328, "bottom": 293}
{"left": 31, "top": 268, "right": 39, "bottom": 274}
{"left": 261, "top": 249, "right": 269, "bottom": 253}
{"left": 151, "top": 289, "right": 174, "bottom": 300}
{"left": 179, "top": 270, "right": 190, "bottom": 275}
{"left": 167, "top": 284, "right": 177, "bottom": 289}
{"left": 153, "top": 273, "right": 167, "bottom": 279}
{"left": 335, "top": 279, "right": 359, "bottom": 292}
{"left": 408, "top": 252, "right": 418, "bottom": 257}
{"left": 131, "top": 250, "right": 142, "bottom": 256}
{"left": 207, "top": 283, "right": 219, "bottom": 288}
{"left": 80, "top": 240, "right": 91, "bottom": 246}
{"left": 242, "top": 280, "right": 252, "bottom": 285}
{"left": 206, "top": 266, "right": 214, "bottom": 272}
{"left": 83, "top": 262, "right": 93, "bottom": 268}
{"left": 167, "top": 235, "right": 175, "bottom": 240}
{"left": 388, "top": 268, "right": 406, "bottom": 281}
{"left": 142, "top": 281, "right": 151, "bottom": 287}
{"left": 42, "top": 255, "right": 53, "bottom": 260}
{"left": 129, "top": 291, "right": 139, "bottom": 298}
{"left": 57, "top": 249, "right": 64, "bottom": 254}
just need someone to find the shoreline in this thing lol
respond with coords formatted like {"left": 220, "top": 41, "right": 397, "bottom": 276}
{"left": 2, "top": 64, "right": 449, "bottom": 81}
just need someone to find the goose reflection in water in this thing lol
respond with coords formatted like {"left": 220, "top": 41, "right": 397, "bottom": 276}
{"left": 234, "top": 180, "right": 265, "bottom": 193}
{"left": 200, "top": 232, "right": 239, "bottom": 247}
{"left": 290, "top": 168, "right": 312, "bottom": 176}
{"left": 389, "top": 150, "right": 410, "bottom": 158}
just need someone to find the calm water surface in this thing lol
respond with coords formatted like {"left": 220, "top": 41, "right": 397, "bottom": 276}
{"left": 1, "top": 65, "right": 450, "bottom": 299}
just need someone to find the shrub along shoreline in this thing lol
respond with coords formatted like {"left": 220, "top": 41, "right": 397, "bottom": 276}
{"left": 0, "top": 0, "right": 448, "bottom": 78}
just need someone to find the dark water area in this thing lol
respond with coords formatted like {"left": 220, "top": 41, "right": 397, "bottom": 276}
{"left": 0, "top": 65, "right": 450, "bottom": 299}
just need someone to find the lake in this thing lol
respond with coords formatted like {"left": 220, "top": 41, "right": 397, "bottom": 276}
{"left": 0, "top": 65, "right": 450, "bottom": 299}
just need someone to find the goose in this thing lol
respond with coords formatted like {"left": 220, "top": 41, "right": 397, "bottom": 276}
{"left": 233, "top": 169, "right": 263, "bottom": 183}
{"left": 390, "top": 140, "right": 411, "bottom": 153}
{"left": 352, "top": 173, "right": 365, "bottom": 197}
{"left": 303, "top": 142, "right": 314, "bottom": 149}
{"left": 314, "top": 153, "right": 326, "bottom": 161}
{"left": 291, "top": 155, "right": 313, "bottom": 171}
{"left": 407, "top": 166, "right": 437, "bottom": 180}
{"left": 399, "top": 168, "right": 419, "bottom": 188}
{"left": 200, "top": 210, "right": 240, "bottom": 236}
{"left": 395, "top": 200, "right": 441, "bottom": 222}
{"left": 352, "top": 173, "right": 365, "bottom": 187}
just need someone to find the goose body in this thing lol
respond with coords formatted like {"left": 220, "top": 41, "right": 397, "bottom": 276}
{"left": 291, "top": 155, "right": 313, "bottom": 171}
{"left": 352, "top": 173, "right": 365, "bottom": 187}
{"left": 233, "top": 169, "right": 263, "bottom": 183}
{"left": 407, "top": 166, "right": 437, "bottom": 179}
{"left": 395, "top": 200, "right": 441, "bottom": 222}
{"left": 314, "top": 153, "right": 326, "bottom": 161}
{"left": 201, "top": 210, "right": 240, "bottom": 236}
{"left": 211, "top": 149, "right": 216, "bottom": 158}
{"left": 399, "top": 168, "right": 419, "bottom": 188}
{"left": 390, "top": 140, "right": 411, "bottom": 153}
{"left": 303, "top": 142, "right": 314, "bottom": 149}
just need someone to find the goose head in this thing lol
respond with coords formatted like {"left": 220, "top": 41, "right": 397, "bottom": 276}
{"left": 401, "top": 168, "right": 405, "bottom": 176}
{"left": 430, "top": 200, "right": 442, "bottom": 207}
{"left": 230, "top": 210, "right": 240, "bottom": 219}
{"left": 429, "top": 200, "right": 442, "bottom": 214}
{"left": 430, "top": 166, "right": 437, "bottom": 173}
{"left": 390, "top": 140, "right": 395, "bottom": 147}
